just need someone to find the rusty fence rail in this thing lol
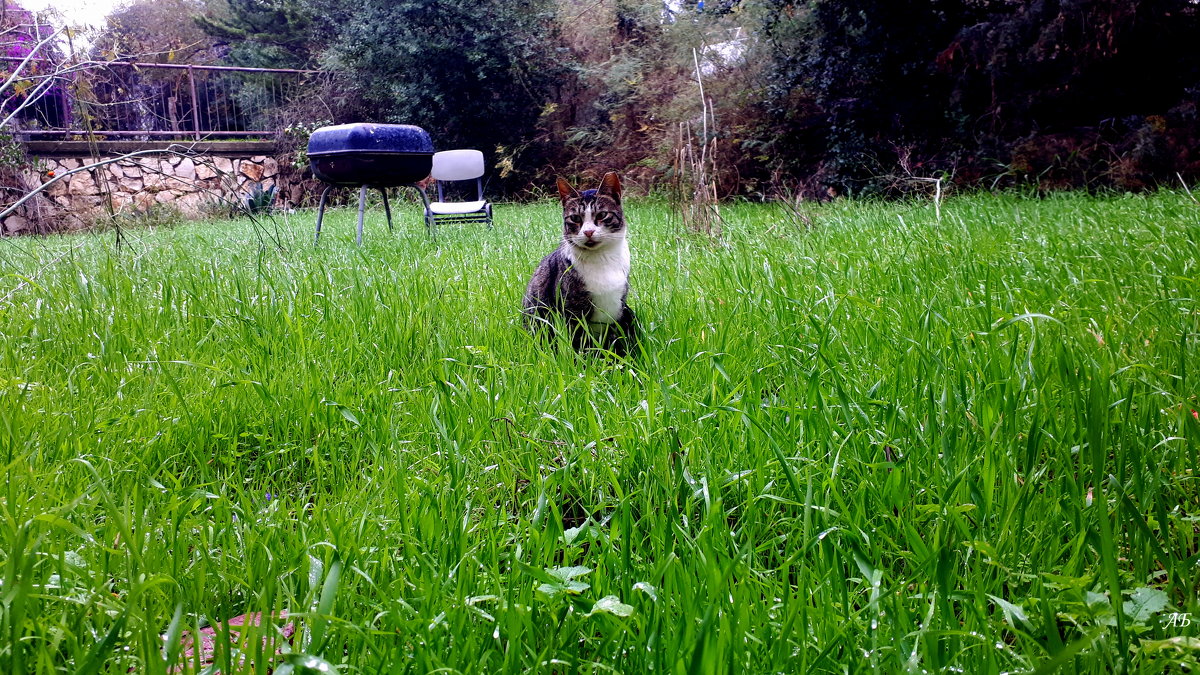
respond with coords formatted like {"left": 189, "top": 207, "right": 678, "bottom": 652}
{"left": 2, "top": 59, "right": 320, "bottom": 141}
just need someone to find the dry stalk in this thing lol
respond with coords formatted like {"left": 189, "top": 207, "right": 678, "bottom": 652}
{"left": 669, "top": 49, "right": 723, "bottom": 237}
{"left": 1178, "top": 172, "right": 1198, "bottom": 204}
{"left": 908, "top": 175, "right": 944, "bottom": 222}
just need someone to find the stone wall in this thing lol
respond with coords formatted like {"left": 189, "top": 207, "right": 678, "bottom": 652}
{"left": 2, "top": 152, "right": 297, "bottom": 235}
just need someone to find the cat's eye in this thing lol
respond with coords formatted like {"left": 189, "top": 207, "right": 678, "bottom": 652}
{"left": 596, "top": 212, "right": 616, "bottom": 224}
{"left": 565, "top": 215, "right": 582, "bottom": 225}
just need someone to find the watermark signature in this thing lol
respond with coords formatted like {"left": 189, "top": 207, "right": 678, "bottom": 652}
{"left": 1165, "top": 612, "right": 1192, "bottom": 629}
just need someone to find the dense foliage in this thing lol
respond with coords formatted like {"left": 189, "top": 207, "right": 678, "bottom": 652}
{"left": 327, "top": 0, "right": 562, "bottom": 191}
{"left": 753, "top": 0, "right": 1200, "bottom": 194}
{"left": 189, "top": 0, "right": 562, "bottom": 192}
{"left": 193, "top": 0, "right": 319, "bottom": 68}
{"left": 183, "top": 0, "right": 1200, "bottom": 195}
{"left": 93, "top": 0, "right": 216, "bottom": 63}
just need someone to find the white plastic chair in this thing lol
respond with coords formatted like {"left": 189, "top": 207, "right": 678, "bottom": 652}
{"left": 425, "top": 149, "right": 493, "bottom": 230}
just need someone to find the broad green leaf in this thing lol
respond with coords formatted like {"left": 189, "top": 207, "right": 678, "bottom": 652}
{"left": 547, "top": 566, "right": 592, "bottom": 582}
{"left": 339, "top": 407, "right": 360, "bottom": 426}
{"left": 633, "top": 582, "right": 658, "bottom": 602}
{"left": 1141, "top": 636, "right": 1200, "bottom": 654}
{"left": 589, "top": 595, "right": 634, "bottom": 618}
{"left": 1123, "top": 586, "right": 1168, "bottom": 624}
{"left": 537, "top": 579, "right": 590, "bottom": 597}
{"left": 563, "top": 524, "right": 596, "bottom": 545}
{"left": 987, "top": 594, "right": 1028, "bottom": 628}
{"left": 1084, "top": 591, "right": 1109, "bottom": 608}
{"left": 276, "top": 653, "right": 341, "bottom": 674}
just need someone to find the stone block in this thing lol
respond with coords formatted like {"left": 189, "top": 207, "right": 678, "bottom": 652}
{"left": 3, "top": 215, "right": 30, "bottom": 234}
{"left": 240, "top": 161, "right": 264, "bottom": 182}
{"left": 46, "top": 177, "right": 69, "bottom": 197}
{"left": 176, "top": 192, "right": 207, "bottom": 214}
{"left": 164, "top": 176, "right": 191, "bottom": 191}
{"left": 68, "top": 171, "right": 99, "bottom": 196}
{"left": 110, "top": 192, "right": 134, "bottom": 209}
{"left": 176, "top": 157, "right": 197, "bottom": 181}
{"left": 195, "top": 161, "right": 217, "bottom": 180}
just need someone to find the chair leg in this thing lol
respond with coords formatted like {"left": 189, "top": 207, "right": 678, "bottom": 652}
{"left": 356, "top": 184, "right": 368, "bottom": 246}
{"left": 314, "top": 185, "right": 333, "bottom": 245}
{"left": 379, "top": 186, "right": 393, "bottom": 234}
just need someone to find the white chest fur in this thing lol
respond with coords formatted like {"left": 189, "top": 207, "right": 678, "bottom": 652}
{"left": 568, "top": 240, "right": 630, "bottom": 324}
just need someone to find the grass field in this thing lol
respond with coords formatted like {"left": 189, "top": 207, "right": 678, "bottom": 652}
{"left": 1, "top": 191, "right": 1198, "bottom": 674}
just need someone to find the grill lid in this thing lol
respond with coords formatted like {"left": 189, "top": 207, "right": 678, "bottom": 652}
{"left": 307, "top": 123, "right": 434, "bottom": 157}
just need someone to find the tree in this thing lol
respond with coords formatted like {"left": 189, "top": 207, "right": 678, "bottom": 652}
{"left": 91, "top": 0, "right": 217, "bottom": 63}
{"left": 195, "top": 0, "right": 322, "bottom": 68}
{"left": 328, "top": 0, "right": 562, "bottom": 191}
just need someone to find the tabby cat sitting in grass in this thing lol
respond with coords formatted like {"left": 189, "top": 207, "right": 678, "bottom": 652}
{"left": 523, "top": 172, "right": 637, "bottom": 356}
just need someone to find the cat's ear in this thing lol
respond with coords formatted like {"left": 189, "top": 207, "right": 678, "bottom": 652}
{"left": 598, "top": 172, "right": 622, "bottom": 200}
{"left": 556, "top": 178, "right": 578, "bottom": 204}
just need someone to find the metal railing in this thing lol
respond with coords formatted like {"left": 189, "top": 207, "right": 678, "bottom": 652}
{"left": 2, "top": 59, "right": 318, "bottom": 141}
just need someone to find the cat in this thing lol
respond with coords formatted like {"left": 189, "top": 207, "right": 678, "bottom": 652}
{"left": 523, "top": 172, "right": 637, "bottom": 356}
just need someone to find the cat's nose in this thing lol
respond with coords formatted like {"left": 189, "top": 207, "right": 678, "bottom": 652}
{"left": 583, "top": 229, "right": 596, "bottom": 239}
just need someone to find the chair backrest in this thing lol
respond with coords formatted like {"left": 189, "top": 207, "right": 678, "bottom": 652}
{"left": 431, "top": 150, "right": 485, "bottom": 182}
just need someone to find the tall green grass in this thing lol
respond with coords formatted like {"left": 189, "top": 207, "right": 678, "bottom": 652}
{"left": 1, "top": 191, "right": 1197, "bottom": 673}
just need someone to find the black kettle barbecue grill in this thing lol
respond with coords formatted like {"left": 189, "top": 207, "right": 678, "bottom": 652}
{"left": 308, "top": 123, "right": 435, "bottom": 244}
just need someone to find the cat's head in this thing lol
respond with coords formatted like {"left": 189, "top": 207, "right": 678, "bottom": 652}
{"left": 557, "top": 172, "right": 625, "bottom": 252}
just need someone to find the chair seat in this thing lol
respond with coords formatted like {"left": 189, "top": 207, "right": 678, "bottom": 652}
{"left": 429, "top": 200, "right": 488, "bottom": 215}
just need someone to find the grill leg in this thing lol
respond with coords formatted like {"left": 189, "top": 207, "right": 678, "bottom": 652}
{"left": 356, "top": 184, "right": 368, "bottom": 246}
{"left": 314, "top": 185, "right": 333, "bottom": 245}
{"left": 414, "top": 185, "right": 433, "bottom": 236}
{"left": 379, "top": 187, "right": 393, "bottom": 233}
